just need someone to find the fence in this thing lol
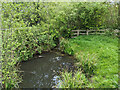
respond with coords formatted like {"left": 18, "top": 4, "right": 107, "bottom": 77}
{"left": 71, "top": 29, "right": 120, "bottom": 38}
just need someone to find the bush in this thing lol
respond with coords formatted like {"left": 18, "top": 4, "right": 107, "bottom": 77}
{"left": 59, "top": 37, "right": 74, "bottom": 55}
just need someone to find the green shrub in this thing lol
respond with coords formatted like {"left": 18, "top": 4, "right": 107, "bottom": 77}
{"left": 59, "top": 37, "right": 73, "bottom": 55}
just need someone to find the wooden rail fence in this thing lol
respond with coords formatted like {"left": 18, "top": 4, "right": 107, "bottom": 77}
{"left": 71, "top": 29, "right": 120, "bottom": 38}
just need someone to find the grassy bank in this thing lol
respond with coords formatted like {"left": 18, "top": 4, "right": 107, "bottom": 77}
{"left": 59, "top": 35, "right": 118, "bottom": 88}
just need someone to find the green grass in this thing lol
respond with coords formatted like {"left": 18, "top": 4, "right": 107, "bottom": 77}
{"left": 59, "top": 35, "right": 118, "bottom": 88}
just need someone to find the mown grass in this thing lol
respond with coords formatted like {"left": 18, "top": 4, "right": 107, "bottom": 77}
{"left": 59, "top": 35, "right": 118, "bottom": 88}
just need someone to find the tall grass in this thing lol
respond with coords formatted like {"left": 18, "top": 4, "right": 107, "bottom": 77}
{"left": 58, "top": 69, "right": 88, "bottom": 88}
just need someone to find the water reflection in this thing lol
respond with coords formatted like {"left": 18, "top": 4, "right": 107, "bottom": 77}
{"left": 19, "top": 51, "right": 74, "bottom": 88}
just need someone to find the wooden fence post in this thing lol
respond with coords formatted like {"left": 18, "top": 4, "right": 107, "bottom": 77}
{"left": 77, "top": 30, "right": 79, "bottom": 36}
{"left": 86, "top": 30, "right": 88, "bottom": 35}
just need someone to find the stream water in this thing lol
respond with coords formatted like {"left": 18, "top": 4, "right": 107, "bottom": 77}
{"left": 19, "top": 51, "right": 75, "bottom": 88}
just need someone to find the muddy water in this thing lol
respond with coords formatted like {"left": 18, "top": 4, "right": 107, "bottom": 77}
{"left": 19, "top": 51, "right": 75, "bottom": 88}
